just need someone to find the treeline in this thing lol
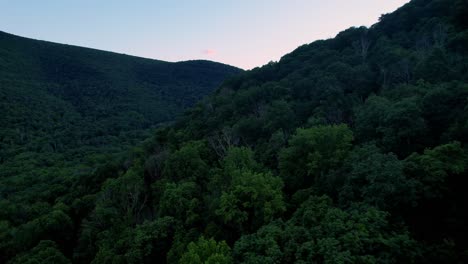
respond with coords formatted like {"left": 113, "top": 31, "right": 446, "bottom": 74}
{"left": 2, "top": 0, "right": 468, "bottom": 263}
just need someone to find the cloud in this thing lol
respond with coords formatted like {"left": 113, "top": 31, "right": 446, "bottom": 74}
{"left": 202, "top": 49, "right": 217, "bottom": 56}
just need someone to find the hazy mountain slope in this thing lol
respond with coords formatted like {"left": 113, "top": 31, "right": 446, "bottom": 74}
{"left": 0, "top": 30, "right": 241, "bottom": 167}
{"left": 0, "top": 31, "right": 240, "bottom": 147}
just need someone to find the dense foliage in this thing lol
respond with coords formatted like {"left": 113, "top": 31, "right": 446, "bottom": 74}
{"left": 2, "top": 0, "right": 468, "bottom": 263}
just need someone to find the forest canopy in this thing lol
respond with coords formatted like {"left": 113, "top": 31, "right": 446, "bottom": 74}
{"left": 1, "top": 0, "right": 468, "bottom": 263}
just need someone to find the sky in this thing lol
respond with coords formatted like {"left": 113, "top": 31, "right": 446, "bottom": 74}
{"left": 0, "top": 0, "right": 410, "bottom": 69}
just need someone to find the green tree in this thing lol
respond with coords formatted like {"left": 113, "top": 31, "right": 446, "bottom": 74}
{"left": 215, "top": 170, "right": 285, "bottom": 232}
{"left": 404, "top": 142, "right": 468, "bottom": 262}
{"left": 207, "top": 146, "right": 262, "bottom": 199}
{"left": 232, "top": 221, "right": 285, "bottom": 263}
{"left": 0, "top": 220, "right": 14, "bottom": 263}
{"left": 405, "top": 142, "right": 467, "bottom": 199}
{"left": 179, "top": 237, "right": 232, "bottom": 264}
{"left": 355, "top": 95, "right": 427, "bottom": 156}
{"left": 222, "top": 147, "right": 262, "bottom": 176}
{"left": 421, "top": 82, "right": 468, "bottom": 141}
{"left": 279, "top": 125, "right": 353, "bottom": 192}
{"left": 95, "top": 167, "right": 147, "bottom": 224}
{"left": 263, "top": 100, "right": 297, "bottom": 133}
{"left": 163, "top": 141, "right": 209, "bottom": 182}
{"left": 339, "top": 144, "right": 419, "bottom": 210}
{"left": 354, "top": 95, "right": 390, "bottom": 142}
{"left": 211, "top": 147, "right": 284, "bottom": 232}
{"left": 158, "top": 181, "right": 200, "bottom": 225}
{"left": 125, "top": 217, "right": 177, "bottom": 264}
{"left": 14, "top": 209, "right": 73, "bottom": 254}
{"left": 234, "top": 195, "right": 420, "bottom": 263}
{"left": 380, "top": 97, "right": 427, "bottom": 155}
{"left": 9, "top": 240, "right": 70, "bottom": 264}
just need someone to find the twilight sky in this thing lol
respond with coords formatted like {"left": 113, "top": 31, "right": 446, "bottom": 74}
{"left": 0, "top": 0, "right": 410, "bottom": 69}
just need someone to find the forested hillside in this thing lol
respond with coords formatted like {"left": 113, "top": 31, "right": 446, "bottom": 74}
{"left": 0, "top": 31, "right": 241, "bottom": 160}
{"left": 3, "top": 0, "right": 468, "bottom": 263}
{"left": 0, "top": 31, "right": 241, "bottom": 263}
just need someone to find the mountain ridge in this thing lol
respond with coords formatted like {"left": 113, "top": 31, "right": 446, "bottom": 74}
{"left": 0, "top": 30, "right": 235, "bottom": 67}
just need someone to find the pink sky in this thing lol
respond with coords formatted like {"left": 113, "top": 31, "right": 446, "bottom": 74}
{"left": 1, "top": 0, "right": 411, "bottom": 69}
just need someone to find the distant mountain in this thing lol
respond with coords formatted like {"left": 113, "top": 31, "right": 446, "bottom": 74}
{"left": 0, "top": 30, "right": 240, "bottom": 172}
{"left": 0, "top": 31, "right": 241, "bottom": 153}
